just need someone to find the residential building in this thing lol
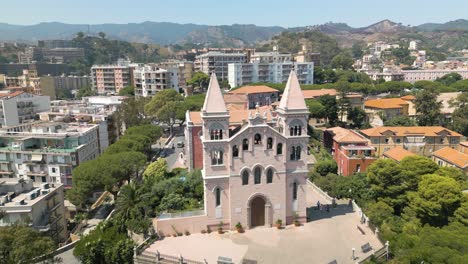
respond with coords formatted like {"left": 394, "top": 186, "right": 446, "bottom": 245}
{"left": 42, "top": 48, "right": 85, "bottom": 63}
{"left": 228, "top": 62, "right": 314, "bottom": 87}
{"left": 91, "top": 60, "right": 133, "bottom": 95}
{"left": 38, "top": 40, "right": 74, "bottom": 49}
{"left": 0, "top": 121, "right": 106, "bottom": 188}
{"left": 302, "top": 89, "right": 337, "bottom": 100}
{"left": 460, "top": 142, "right": 468, "bottom": 154}
{"left": 40, "top": 75, "right": 91, "bottom": 99}
{"left": 4, "top": 69, "right": 42, "bottom": 94}
{"left": 402, "top": 69, "right": 468, "bottom": 83}
{"left": 17, "top": 47, "right": 42, "bottom": 64}
{"left": 0, "top": 179, "right": 67, "bottom": 242}
{"left": 157, "top": 60, "right": 194, "bottom": 91}
{"left": 0, "top": 63, "right": 71, "bottom": 76}
{"left": 382, "top": 146, "right": 416, "bottom": 162}
{"left": 364, "top": 97, "right": 411, "bottom": 120}
{"left": 295, "top": 45, "right": 321, "bottom": 66}
{"left": 345, "top": 93, "right": 365, "bottom": 110}
{"left": 249, "top": 47, "right": 292, "bottom": 63}
{"left": 368, "top": 71, "right": 405, "bottom": 82}
{"left": 133, "top": 64, "right": 178, "bottom": 97}
{"left": 360, "top": 126, "right": 462, "bottom": 157}
{"left": 0, "top": 91, "right": 50, "bottom": 128}
{"left": 432, "top": 147, "right": 468, "bottom": 173}
{"left": 168, "top": 71, "right": 311, "bottom": 234}
{"left": 323, "top": 127, "right": 377, "bottom": 176}
{"left": 194, "top": 52, "right": 246, "bottom": 80}
{"left": 225, "top": 85, "right": 279, "bottom": 109}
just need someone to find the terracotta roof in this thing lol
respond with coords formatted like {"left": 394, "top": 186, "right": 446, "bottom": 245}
{"left": 189, "top": 106, "right": 274, "bottom": 126}
{"left": 460, "top": 141, "right": 468, "bottom": 147}
{"left": 383, "top": 146, "right": 416, "bottom": 162}
{"left": 229, "top": 85, "right": 278, "bottom": 95}
{"left": 364, "top": 98, "right": 409, "bottom": 109}
{"left": 400, "top": 95, "right": 416, "bottom": 100}
{"left": 224, "top": 93, "right": 248, "bottom": 105}
{"left": 360, "top": 126, "right": 463, "bottom": 137}
{"left": 433, "top": 147, "right": 468, "bottom": 169}
{"left": 326, "top": 127, "right": 369, "bottom": 143}
{"left": 226, "top": 104, "right": 245, "bottom": 111}
{"left": 302, "top": 89, "right": 337, "bottom": 99}
{"left": 278, "top": 71, "right": 308, "bottom": 111}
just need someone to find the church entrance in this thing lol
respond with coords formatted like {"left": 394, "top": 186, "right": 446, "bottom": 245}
{"left": 250, "top": 196, "right": 266, "bottom": 227}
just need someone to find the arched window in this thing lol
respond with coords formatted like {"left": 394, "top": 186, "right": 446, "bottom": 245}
{"left": 254, "top": 134, "right": 262, "bottom": 145}
{"left": 290, "top": 146, "right": 301, "bottom": 161}
{"left": 296, "top": 146, "right": 301, "bottom": 160}
{"left": 298, "top": 126, "right": 302, "bottom": 136}
{"left": 289, "top": 120, "right": 304, "bottom": 136}
{"left": 277, "top": 143, "right": 283, "bottom": 155}
{"left": 215, "top": 187, "right": 221, "bottom": 206}
{"left": 242, "top": 138, "right": 249, "bottom": 151}
{"left": 211, "top": 150, "right": 223, "bottom": 165}
{"left": 242, "top": 170, "right": 249, "bottom": 185}
{"left": 254, "top": 167, "right": 261, "bottom": 184}
{"left": 210, "top": 129, "right": 223, "bottom": 140}
{"left": 290, "top": 127, "right": 294, "bottom": 136}
{"left": 293, "top": 182, "right": 298, "bottom": 200}
{"left": 232, "top": 145, "right": 239, "bottom": 158}
{"left": 266, "top": 168, "right": 273, "bottom": 184}
{"left": 267, "top": 137, "right": 273, "bottom": 149}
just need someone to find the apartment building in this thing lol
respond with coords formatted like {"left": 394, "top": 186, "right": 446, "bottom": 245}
{"left": 157, "top": 60, "right": 194, "bottom": 90}
{"left": 91, "top": 60, "right": 133, "bottom": 95}
{"left": 359, "top": 126, "right": 462, "bottom": 157}
{"left": 17, "top": 47, "right": 42, "bottom": 64}
{"left": 432, "top": 147, "right": 468, "bottom": 173}
{"left": 133, "top": 64, "right": 178, "bottom": 97}
{"left": 194, "top": 52, "right": 246, "bottom": 80}
{"left": 295, "top": 45, "right": 321, "bottom": 66}
{"left": 382, "top": 146, "right": 416, "bottom": 162}
{"left": 0, "top": 91, "right": 50, "bottom": 128}
{"left": 41, "top": 75, "right": 91, "bottom": 99}
{"left": 364, "top": 97, "right": 412, "bottom": 120}
{"left": 0, "top": 179, "right": 67, "bottom": 242}
{"left": 4, "top": 69, "right": 42, "bottom": 94}
{"left": 0, "top": 121, "right": 106, "bottom": 188}
{"left": 228, "top": 62, "right": 314, "bottom": 87}
{"left": 225, "top": 85, "right": 279, "bottom": 109}
{"left": 402, "top": 69, "right": 468, "bottom": 83}
{"left": 324, "top": 127, "right": 378, "bottom": 176}
{"left": 42, "top": 48, "right": 85, "bottom": 63}
{"left": 249, "top": 48, "right": 292, "bottom": 63}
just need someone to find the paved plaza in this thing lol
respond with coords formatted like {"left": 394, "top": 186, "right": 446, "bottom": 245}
{"left": 145, "top": 204, "right": 383, "bottom": 264}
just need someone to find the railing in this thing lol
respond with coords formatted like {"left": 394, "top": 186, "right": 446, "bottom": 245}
{"left": 158, "top": 209, "right": 205, "bottom": 220}
{"left": 138, "top": 251, "right": 207, "bottom": 264}
{"left": 306, "top": 179, "right": 333, "bottom": 202}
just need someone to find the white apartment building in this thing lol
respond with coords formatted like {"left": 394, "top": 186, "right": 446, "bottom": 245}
{"left": 133, "top": 64, "right": 179, "bottom": 97}
{"left": 0, "top": 179, "right": 67, "bottom": 242}
{"left": 0, "top": 121, "right": 106, "bottom": 188}
{"left": 402, "top": 69, "right": 468, "bottom": 83}
{"left": 228, "top": 62, "right": 314, "bottom": 87}
{"left": 194, "top": 52, "right": 246, "bottom": 80}
{"left": 0, "top": 91, "right": 50, "bottom": 128}
{"left": 249, "top": 48, "right": 292, "bottom": 63}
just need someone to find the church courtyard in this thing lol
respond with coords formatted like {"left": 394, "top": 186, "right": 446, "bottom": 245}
{"left": 143, "top": 204, "right": 383, "bottom": 264}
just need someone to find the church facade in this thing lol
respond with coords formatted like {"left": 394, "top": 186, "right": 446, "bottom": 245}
{"left": 156, "top": 71, "right": 310, "bottom": 233}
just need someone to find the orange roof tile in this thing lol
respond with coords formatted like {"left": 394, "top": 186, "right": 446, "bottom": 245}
{"left": 360, "top": 126, "right": 463, "bottom": 137}
{"left": 223, "top": 93, "right": 248, "bottom": 105}
{"left": 302, "top": 89, "right": 337, "bottom": 99}
{"left": 460, "top": 141, "right": 468, "bottom": 147}
{"left": 433, "top": 147, "right": 468, "bottom": 169}
{"left": 326, "top": 127, "right": 369, "bottom": 143}
{"left": 229, "top": 85, "right": 279, "bottom": 95}
{"left": 364, "top": 98, "right": 409, "bottom": 109}
{"left": 400, "top": 95, "right": 416, "bottom": 100}
{"left": 383, "top": 146, "right": 416, "bottom": 162}
{"left": 188, "top": 106, "right": 275, "bottom": 126}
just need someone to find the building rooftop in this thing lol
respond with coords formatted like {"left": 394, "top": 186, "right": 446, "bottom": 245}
{"left": 433, "top": 147, "right": 468, "bottom": 169}
{"left": 0, "top": 91, "right": 24, "bottom": 99}
{"left": 0, "top": 179, "right": 61, "bottom": 208}
{"left": 383, "top": 146, "right": 416, "bottom": 162}
{"left": 400, "top": 95, "right": 416, "bottom": 100}
{"left": 202, "top": 73, "right": 228, "bottom": 114}
{"left": 302, "top": 89, "right": 337, "bottom": 99}
{"left": 326, "top": 127, "right": 369, "bottom": 143}
{"left": 364, "top": 98, "right": 409, "bottom": 109}
{"left": 189, "top": 106, "right": 274, "bottom": 126}
{"left": 360, "top": 126, "right": 463, "bottom": 137}
{"left": 229, "top": 85, "right": 279, "bottom": 95}
{"left": 438, "top": 92, "right": 462, "bottom": 114}
{"left": 278, "top": 71, "right": 308, "bottom": 111}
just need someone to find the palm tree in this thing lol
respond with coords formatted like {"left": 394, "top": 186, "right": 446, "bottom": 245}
{"left": 115, "top": 182, "right": 151, "bottom": 221}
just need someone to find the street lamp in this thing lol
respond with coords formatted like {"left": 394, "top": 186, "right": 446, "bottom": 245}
{"left": 352, "top": 248, "right": 355, "bottom": 260}
{"left": 385, "top": 241, "right": 390, "bottom": 260}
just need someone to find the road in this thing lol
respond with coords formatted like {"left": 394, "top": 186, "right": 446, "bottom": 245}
{"left": 164, "top": 135, "right": 185, "bottom": 170}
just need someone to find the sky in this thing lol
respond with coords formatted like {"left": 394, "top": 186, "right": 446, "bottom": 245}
{"left": 1, "top": 0, "right": 467, "bottom": 28}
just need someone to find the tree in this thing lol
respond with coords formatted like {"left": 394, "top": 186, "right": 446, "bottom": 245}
{"left": 77, "top": 85, "right": 96, "bottom": 98}
{"left": 436, "top": 73, "right": 462, "bottom": 86}
{"left": 314, "top": 159, "right": 338, "bottom": 176}
{"left": 367, "top": 201, "right": 394, "bottom": 226}
{"left": 384, "top": 116, "right": 417, "bottom": 126}
{"left": 0, "top": 225, "right": 56, "bottom": 264}
{"left": 415, "top": 85, "right": 442, "bottom": 126}
{"left": 399, "top": 156, "right": 439, "bottom": 191}
{"left": 145, "top": 90, "right": 185, "bottom": 134}
{"left": 409, "top": 174, "right": 462, "bottom": 227}
{"left": 347, "top": 107, "right": 368, "bottom": 128}
{"left": 184, "top": 94, "right": 206, "bottom": 111}
{"left": 351, "top": 42, "right": 365, "bottom": 59}
{"left": 114, "top": 182, "right": 151, "bottom": 233}
{"left": 143, "top": 158, "right": 168, "bottom": 181}
{"left": 375, "top": 81, "right": 412, "bottom": 94}
{"left": 306, "top": 99, "right": 326, "bottom": 119}
{"left": 187, "top": 72, "right": 210, "bottom": 91}
{"left": 317, "top": 95, "right": 338, "bottom": 126}
{"left": 449, "top": 92, "right": 468, "bottom": 136}
{"left": 113, "top": 97, "right": 151, "bottom": 131}
{"left": 452, "top": 195, "right": 468, "bottom": 226}
{"left": 331, "top": 52, "right": 354, "bottom": 70}
{"left": 118, "top": 86, "right": 135, "bottom": 96}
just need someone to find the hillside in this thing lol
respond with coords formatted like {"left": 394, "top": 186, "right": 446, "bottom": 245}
{"left": 417, "top": 19, "right": 468, "bottom": 32}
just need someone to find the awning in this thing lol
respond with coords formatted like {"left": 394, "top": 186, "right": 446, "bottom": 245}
{"left": 31, "top": 154, "right": 43, "bottom": 162}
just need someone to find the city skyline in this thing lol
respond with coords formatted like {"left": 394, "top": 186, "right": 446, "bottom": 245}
{"left": 1, "top": 0, "right": 467, "bottom": 27}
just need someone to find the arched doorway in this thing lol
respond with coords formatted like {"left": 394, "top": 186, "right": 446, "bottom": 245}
{"left": 250, "top": 196, "right": 266, "bottom": 227}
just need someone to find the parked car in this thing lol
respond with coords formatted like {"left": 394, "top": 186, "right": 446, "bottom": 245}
{"left": 177, "top": 141, "right": 184, "bottom": 148}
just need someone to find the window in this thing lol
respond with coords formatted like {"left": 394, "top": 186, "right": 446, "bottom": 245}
{"left": 211, "top": 150, "right": 223, "bottom": 165}
{"left": 254, "top": 167, "right": 261, "bottom": 184}
{"left": 291, "top": 146, "right": 301, "bottom": 161}
{"left": 267, "top": 137, "right": 273, "bottom": 149}
{"left": 254, "top": 134, "right": 262, "bottom": 145}
{"left": 440, "top": 138, "right": 444, "bottom": 144}
{"left": 450, "top": 137, "right": 458, "bottom": 144}
{"left": 215, "top": 187, "right": 221, "bottom": 207}
{"left": 396, "top": 138, "right": 401, "bottom": 143}
{"left": 242, "top": 139, "right": 249, "bottom": 151}
{"left": 277, "top": 143, "right": 283, "bottom": 155}
{"left": 232, "top": 145, "right": 239, "bottom": 158}
{"left": 293, "top": 182, "right": 298, "bottom": 200}
{"left": 210, "top": 129, "right": 223, "bottom": 140}
{"left": 290, "top": 127, "right": 294, "bottom": 136}
{"left": 52, "top": 168, "right": 56, "bottom": 173}
{"left": 266, "top": 169, "right": 273, "bottom": 183}
{"left": 242, "top": 170, "right": 249, "bottom": 185}
{"left": 356, "top": 164, "right": 361, "bottom": 172}
{"left": 385, "top": 138, "right": 389, "bottom": 144}
{"left": 16, "top": 153, "right": 21, "bottom": 159}
{"left": 41, "top": 177, "right": 46, "bottom": 183}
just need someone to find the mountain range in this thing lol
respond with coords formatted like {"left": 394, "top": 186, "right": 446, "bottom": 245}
{"left": 0, "top": 19, "right": 467, "bottom": 47}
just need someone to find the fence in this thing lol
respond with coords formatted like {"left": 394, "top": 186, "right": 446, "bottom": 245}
{"left": 306, "top": 179, "right": 333, "bottom": 203}
{"left": 158, "top": 209, "right": 205, "bottom": 220}
{"left": 137, "top": 250, "right": 207, "bottom": 264}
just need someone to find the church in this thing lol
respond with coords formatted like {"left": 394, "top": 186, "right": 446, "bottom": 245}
{"left": 156, "top": 70, "right": 310, "bottom": 233}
